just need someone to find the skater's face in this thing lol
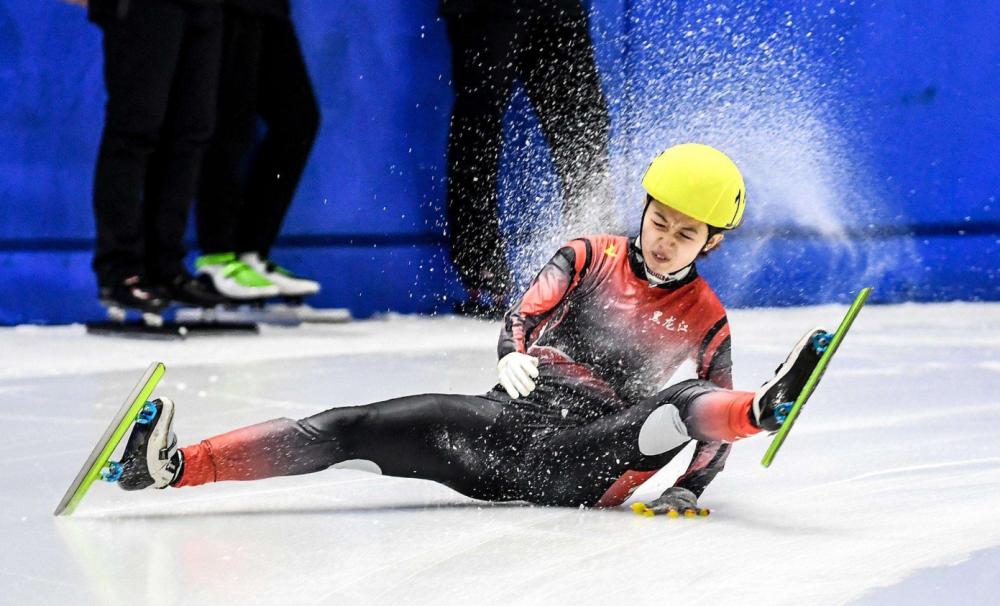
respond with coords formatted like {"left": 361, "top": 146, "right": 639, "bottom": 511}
{"left": 640, "top": 198, "right": 723, "bottom": 276}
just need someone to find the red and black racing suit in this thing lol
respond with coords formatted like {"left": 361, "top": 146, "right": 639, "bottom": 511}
{"left": 173, "top": 235, "right": 759, "bottom": 506}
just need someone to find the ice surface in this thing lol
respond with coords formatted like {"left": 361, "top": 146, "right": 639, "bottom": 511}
{"left": 1, "top": 303, "right": 999, "bottom": 605}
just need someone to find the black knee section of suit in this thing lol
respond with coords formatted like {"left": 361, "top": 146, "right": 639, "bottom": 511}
{"left": 297, "top": 404, "right": 379, "bottom": 458}
{"left": 648, "top": 379, "right": 727, "bottom": 417}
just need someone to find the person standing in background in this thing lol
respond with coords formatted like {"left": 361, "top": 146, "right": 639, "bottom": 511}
{"left": 78, "top": 0, "right": 230, "bottom": 315}
{"left": 441, "top": 0, "right": 613, "bottom": 318}
{"left": 194, "top": 0, "right": 322, "bottom": 302}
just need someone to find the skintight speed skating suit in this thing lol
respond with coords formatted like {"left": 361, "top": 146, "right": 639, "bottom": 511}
{"left": 172, "top": 235, "right": 763, "bottom": 506}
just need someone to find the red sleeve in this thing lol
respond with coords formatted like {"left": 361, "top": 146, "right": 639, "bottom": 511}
{"left": 498, "top": 238, "right": 594, "bottom": 358}
{"left": 675, "top": 312, "right": 734, "bottom": 497}
{"left": 673, "top": 441, "right": 731, "bottom": 497}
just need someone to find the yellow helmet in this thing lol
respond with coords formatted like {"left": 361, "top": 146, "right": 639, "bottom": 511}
{"left": 641, "top": 143, "right": 746, "bottom": 229}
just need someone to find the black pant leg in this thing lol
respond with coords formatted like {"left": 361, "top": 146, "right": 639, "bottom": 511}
{"left": 519, "top": 14, "right": 613, "bottom": 235}
{"left": 91, "top": 0, "right": 188, "bottom": 286}
{"left": 145, "top": 5, "right": 224, "bottom": 280}
{"left": 237, "top": 17, "right": 320, "bottom": 258}
{"left": 445, "top": 16, "right": 520, "bottom": 296}
{"left": 302, "top": 393, "right": 507, "bottom": 499}
{"left": 196, "top": 10, "right": 266, "bottom": 255}
{"left": 191, "top": 394, "right": 509, "bottom": 500}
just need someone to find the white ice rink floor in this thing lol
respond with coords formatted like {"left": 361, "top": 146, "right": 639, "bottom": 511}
{"left": 2, "top": 302, "right": 999, "bottom": 605}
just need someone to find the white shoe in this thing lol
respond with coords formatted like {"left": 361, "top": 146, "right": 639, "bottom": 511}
{"left": 240, "top": 253, "right": 321, "bottom": 298}
{"left": 195, "top": 253, "right": 280, "bottom": 300}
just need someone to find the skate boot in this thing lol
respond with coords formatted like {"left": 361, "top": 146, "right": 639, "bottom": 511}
{"left": 156, "top": 272, "right": 230, "bottom": 308}
{"left": 99, "top": 275, "right": 170, "bottom": 326}
{"left": 240, "top": 252, "right": 320, "bottom": 300}
{"left": 752, "top": 327, "right": 831, "bottom": 432}
{"left": 117, "top": 398, "right": 183, "bottom": 491}
{"left": 196, "top": 252, "right": 280, "bottom": 301}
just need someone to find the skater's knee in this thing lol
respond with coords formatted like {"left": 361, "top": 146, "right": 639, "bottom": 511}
{"left": 414, "top": 393, "right": 497, "bottom": 426}
{"left": 651, "top": 379, "right": 721, "bottom": 411}
{"left": 371, "top": 393, "right": 497, "bottom": 429}
{"left": 298, "top": 405, "right": 378, "bottom": 440}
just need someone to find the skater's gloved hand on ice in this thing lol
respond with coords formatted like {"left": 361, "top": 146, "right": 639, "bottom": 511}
{"left": 497, "top": 352, "right": 539, "bottom": 399}
{"left": 631, "top": 487, "right": 710, "bottom": 518}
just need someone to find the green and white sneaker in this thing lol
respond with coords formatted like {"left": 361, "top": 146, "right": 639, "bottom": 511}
{"left": 195, "top": 252, "right": 280, "bottom": 300}
{"left": 240, "top": 253, "right": 321, "bottom": 298}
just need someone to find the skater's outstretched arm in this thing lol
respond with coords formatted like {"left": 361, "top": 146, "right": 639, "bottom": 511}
{"left": 673, "top": 318, "right": 734, "bottom": 497}
{"left": 672, "top": 442, "right": 731, "bottom": 497}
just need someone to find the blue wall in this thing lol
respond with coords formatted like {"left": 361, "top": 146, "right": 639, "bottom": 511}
{"left": 0, "top": 0, "right": 997, "bottom": 324}
{"left": 607, "top": 0, "right": 1000, "bottom": 307}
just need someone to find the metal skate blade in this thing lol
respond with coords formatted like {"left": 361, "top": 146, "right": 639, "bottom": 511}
{"left": 106, "top": 306, "right": 127, "bottom": 323}
{"left": 270, "top": 304, "right": 352, "bottom": 324}
{"left": 175, "top": 305, "right": 300, "bottom": 326}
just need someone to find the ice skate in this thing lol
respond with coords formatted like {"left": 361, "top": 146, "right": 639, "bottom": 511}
{"left": 196, "top": 252, "right": 280, "bottom": 300}
{"left": 156, "top": 272, "right": 230, "bottom": 308}
{"left": 54, "top": 363, "right": 167, "bottom": 515}
{"left": 117, "top": 397, "right": 183, "bottom": 491}
{"left": 98, "top": 275, "right": 169, "bottom": 327}
{"left": 240, "top": 252, "right": 321, "bottom": 300}
{"left": 752, "top": 327, "right": 830, "bottom": 432}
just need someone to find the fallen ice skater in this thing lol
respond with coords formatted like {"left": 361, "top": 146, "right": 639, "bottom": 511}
{"left": 116, "top": 144, "right": 827, "bottom": 516}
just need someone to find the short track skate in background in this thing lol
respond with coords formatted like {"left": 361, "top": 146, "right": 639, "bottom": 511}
{"left": 762, "top": 287, "right": 873, "bottom": 467}
{"left": 54, "top": 362, "right": 166, "bottom": 516}
{"left": 85, "top": 319, "right": 260, "bottom": 340}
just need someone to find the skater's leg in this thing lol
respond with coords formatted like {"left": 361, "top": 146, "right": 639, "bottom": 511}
{"left": 676, "top": 382, "right": 759, "bottom": 442}
{"left": 172, "top": 394, "right": 505, "bottom": 497}
{"left": 520, "top": 380, "right": 758, "bottom": 506}
{"left": 524, "top": 328, "right": 830, "bottom": 507}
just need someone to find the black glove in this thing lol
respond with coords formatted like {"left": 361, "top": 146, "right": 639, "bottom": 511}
{"left": 631, "top": 486, "right": 710, "bottom": 518}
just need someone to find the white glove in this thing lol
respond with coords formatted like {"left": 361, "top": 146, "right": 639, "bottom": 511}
{"left": 497, "top": 352, "right": 540, "bottom": 399}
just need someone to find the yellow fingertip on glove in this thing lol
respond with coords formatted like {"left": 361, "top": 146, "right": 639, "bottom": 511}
{"left": 632, "top": 503, "right": 712, "bottom": 518}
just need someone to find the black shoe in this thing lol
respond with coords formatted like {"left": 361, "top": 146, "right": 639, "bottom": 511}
{"left": 118, "top": 398, "right": 183, "bottom": 491}
{"left": 157, "top": 273, "right": 230, "bottom": 308}
{"left": 99, "top": 275, "right": 170, "bottom": 314}
{"left": 752, "top": 327, "right": 829, "bottom": 432}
